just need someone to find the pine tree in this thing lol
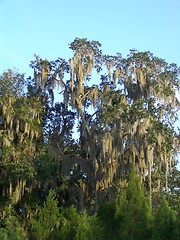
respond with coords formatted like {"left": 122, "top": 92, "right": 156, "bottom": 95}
{"left": 30, "top": 190, "right": 60, "bottom": 240}
{"left": 116, "top": 170, "right": 153, "bottom": 240}
{"left": 153, "top": 196, "right": 179, "bottom": 240}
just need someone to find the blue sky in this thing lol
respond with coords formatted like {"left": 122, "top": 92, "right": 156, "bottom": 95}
{"left": 0, "top": 0, "right": 180, "bottom": 164}
{"left": 0, "top": 0, "right": 180, "bottom": 75}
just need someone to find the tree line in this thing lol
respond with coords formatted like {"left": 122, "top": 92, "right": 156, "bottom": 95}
{"left": 0, "top": 38, "right": 179, "bottom": 239}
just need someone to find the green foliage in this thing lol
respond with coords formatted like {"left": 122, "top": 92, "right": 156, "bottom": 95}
{"left": 50, "top": 206, "right": 102, "bottom": 240}
{"left": 98, "top": 170, "right": 153, "bottom": 240}
{"left": 30, "top": 190, "right": 60, "bottom": 240}
{"left": 153, "top": 197, "right": 179, "bottom": 240}
{"left": 0, "top": 69, "right": 25, "bottom": 97}
{"left": 0, "top": 228, "right": 21, "bottom": 240}
{"left": 0, "top": 208, "right": 28, "bottom": 240}
{"left": 166, "top": 166, "right": 180, "bottom": 214}
{"left": 0, "top": 228, "right": 8, "bottom": 240}
{"left": 0, "top": 38, "right": 179, "bottom": 239}
{"left": 116, "top": 170, "right": 153, "bottom": 240}
{"left": 97, "top": 202, "right": 118, "bottom": 240}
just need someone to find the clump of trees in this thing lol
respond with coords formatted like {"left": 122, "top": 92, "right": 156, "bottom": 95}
{"left": 0, "top": 171, "right": 179, "bottom": 239}
{"left": 0, "top": 38, "right": 179, "bottom": 239}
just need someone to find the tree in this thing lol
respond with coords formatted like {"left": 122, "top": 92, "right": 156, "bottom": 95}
{"left": 0, "top": 38, "right": 179, "bottom": 237}
{"left": 30, "top": 190, "right": 60, "bottom": 240}
{"left": 27, "top": 39, "right": 179, "bottom": 211}
{"left": 97, "top": 170, "right": 153, "bottom": 240}
{"left": 166, "top": 165, "right": 180, "bottom": 215}
{"left": 116, "top": 170, "right": 153, "bottom": 240}
{"left": 97, "top": 201, "right": 118, "bottom": 240}
{"left": 0, "top": 207, "right": 28, "bottom": 239}
{"left": 153, "top": 196, "right": 179, "bottom": 240}
{"left": 0, "top": 70, "right": 44, "bottom": 211}
{"left": 50, "top": 206, "right": 102, "bottom": 240}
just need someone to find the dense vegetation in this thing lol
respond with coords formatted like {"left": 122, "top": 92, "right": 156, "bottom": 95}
{"left": 0, "top": 38, "right": 179, "bottom": 239}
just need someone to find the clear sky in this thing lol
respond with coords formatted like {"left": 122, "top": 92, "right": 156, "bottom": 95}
{"left": 0, "top": 0, "right": 180, "bottom": 75}
{"left": 0, "top": 0, "right": 180, "bottom": 164}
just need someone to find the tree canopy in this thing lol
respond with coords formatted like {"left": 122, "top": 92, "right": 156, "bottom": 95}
{"left": 0, "top": 38, "right": 179, "bottom": 239}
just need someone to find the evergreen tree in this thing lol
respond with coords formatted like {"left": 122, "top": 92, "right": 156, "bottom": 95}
{"left": 30, "top": 190, "right": 60, "bottom": 240}
{"left": 115, "top": 170, "right": 153, "bottom": 240}
{"left": 97, "top": 202, "right": 118, "bottom": 240}
{"left": 98, "top": 170, "right": 153, "bottom": 240}
{"left": 153, "top": 196, "right": 179, "bottom": 240}
{"left": 50, "top": 206, "right": 102, "bottom": 240}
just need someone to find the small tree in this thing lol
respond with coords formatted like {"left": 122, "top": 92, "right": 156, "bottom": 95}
{"left": 30, "top": 190, "right": 60, "bottom": 240}
{"left": 50, "top": 206, "right": 103, "bottom": 240}
{"left": 153, "top": 196, "right": 179, "bottom": 240}
{"left": 116, "top": 169, "right": 153, "bottom": 240}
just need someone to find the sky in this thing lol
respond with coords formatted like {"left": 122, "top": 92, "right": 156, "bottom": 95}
{"left": 0, "top": 0, "right": 180, "bottom": 163}
{"left": 0, "top": 0, "right": 180, "bottom": 74}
